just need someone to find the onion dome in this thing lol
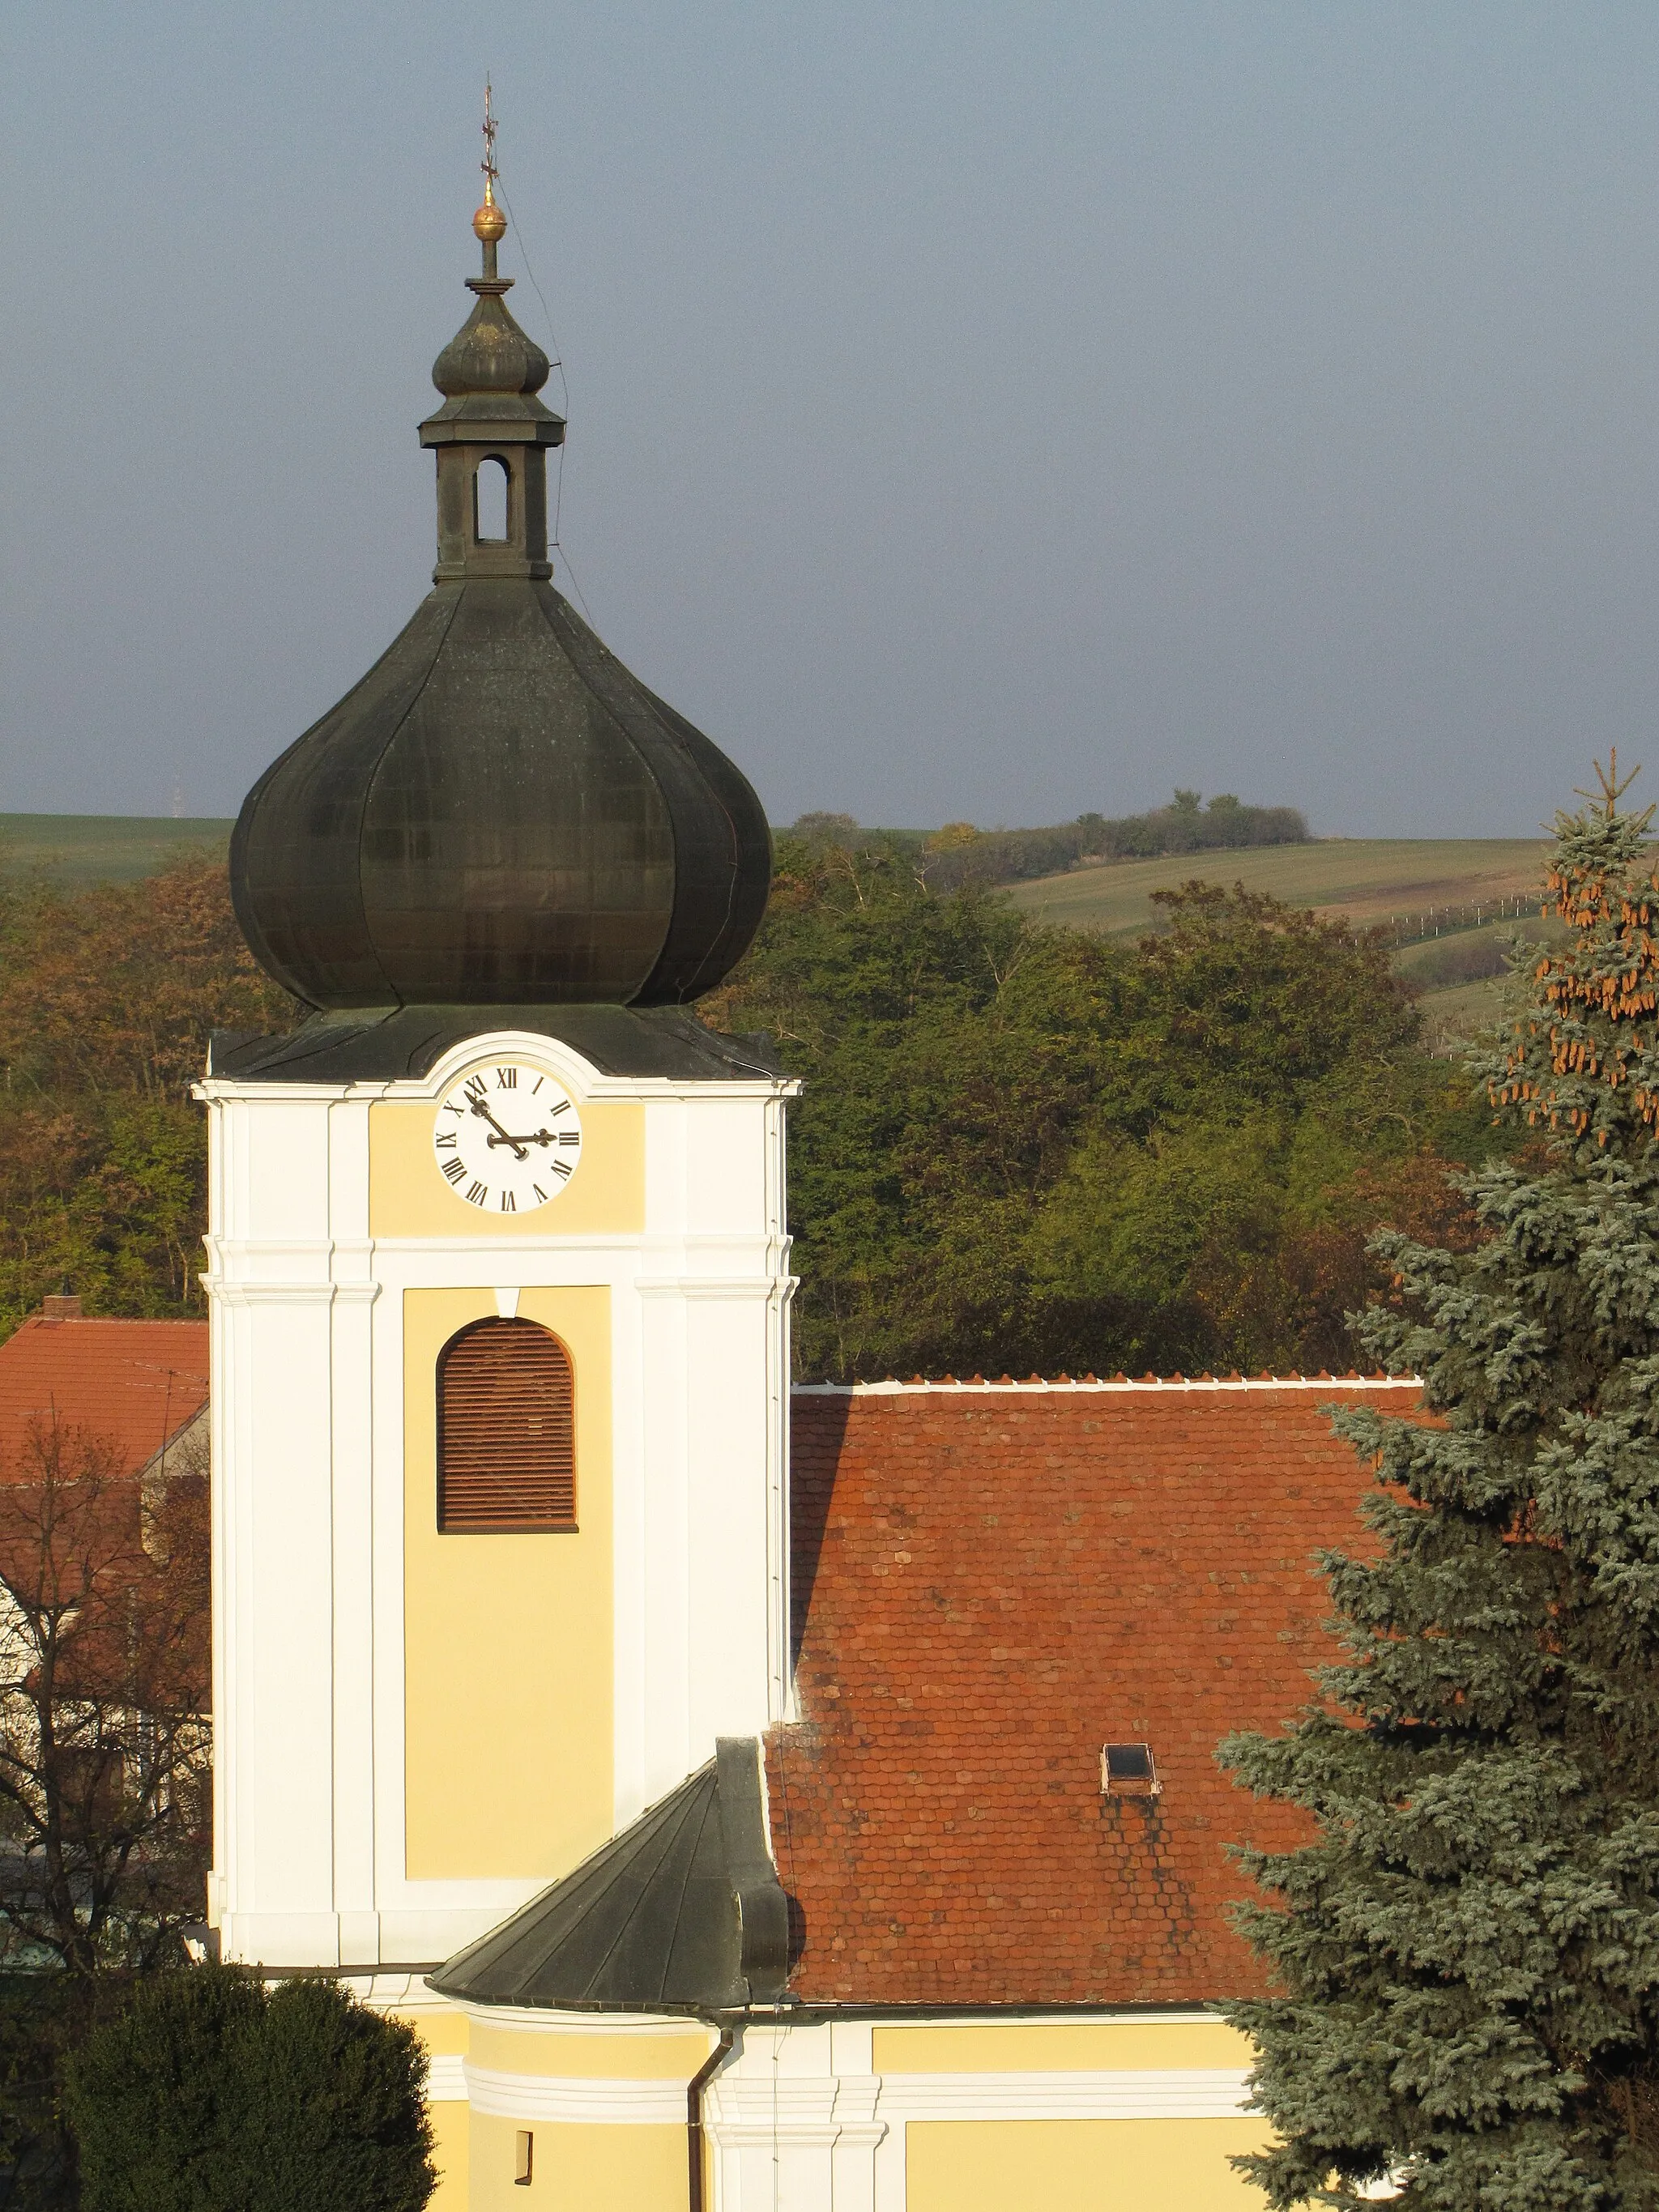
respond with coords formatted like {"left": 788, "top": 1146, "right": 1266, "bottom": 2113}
{"left": 230, "top": 191, "right": 772, "bottom": 1012}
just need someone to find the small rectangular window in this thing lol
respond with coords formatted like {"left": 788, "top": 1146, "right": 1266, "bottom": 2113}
{"left": 514, "top": 2129, "right": 533, "bottom": 2185}
{"left": 1101, "top": 1741, "right": 1161, "bottom": 1795}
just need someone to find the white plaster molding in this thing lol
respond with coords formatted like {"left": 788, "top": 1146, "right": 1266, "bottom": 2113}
{"left": 207, "top": 1281, "right": 341, "bottom": 1308}
{"left": 457, "top": 2004, "right": 710, "bottom": 2039}
{"left": 463, "top": 2064, "right": 688, "bottom": 2124}
{"left": 872, "top": 2067, "right": 1253, "bottom": 2121}
{"left": 343, "top": 1027, "right": 800, "bottom": 1107}
{"left": 425, "top": 2055, "right": 468, "bottom": 2103}
{"left": 708, "top": 2073, "right": 888, "bottom": 2150}
{"left": 494, "top": 1286, "right": 520, "bottom": 1319}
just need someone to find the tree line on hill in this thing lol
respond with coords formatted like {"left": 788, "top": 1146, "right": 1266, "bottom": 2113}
{"left": 790, "top": 786, "right": 1310, "bottom": 893}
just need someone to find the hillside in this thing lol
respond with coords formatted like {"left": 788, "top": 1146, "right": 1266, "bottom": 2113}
{"left": 1008, "top": 837, "right": 1556, "bottom": 1049}
{"left": 0, "top": 813, "right": 233, "bottom": 885}
{"left": 1005, "top": 837, "right": 1551, "bottom": 936}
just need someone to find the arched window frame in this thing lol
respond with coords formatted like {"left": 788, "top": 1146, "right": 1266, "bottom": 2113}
{"left": 472, "top": 453, "right": 513, "bottom": 544}
{"left": 436, "top": 1317, "right": 576, "bottom": 1534}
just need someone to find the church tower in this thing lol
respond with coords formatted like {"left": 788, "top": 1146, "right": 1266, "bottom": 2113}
{"left": 200, "top": 145, "right": 791, "bottom": 1975}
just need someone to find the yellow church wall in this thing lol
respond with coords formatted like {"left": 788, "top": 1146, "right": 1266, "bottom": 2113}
{"left": 425, "top": 2099, "right": 471, "bottom": 2210}
{"left": 905, "top": 2116, "right": 1270, "bottom": 2210}
{"left": 467, "top": 2114, "right": 684, "bottom": 2211}
{"left": 873, "top": 2014, "right": 1255, "bottom": 2073}
{"left": 468, "top": 2020, "right": 710, "bottom": 2080}
{"left": 403, "top": 1286, "right": 614, "bottom": 1880}
{"left": 369, "top": 1095, "right": 644, "bottom": 1238}
{"left": 377, "top": 2001, "right": 471, "bottom": 2209}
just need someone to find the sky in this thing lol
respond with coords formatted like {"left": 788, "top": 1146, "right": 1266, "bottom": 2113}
{"left": 4, "top": 5, "right": 1659, "bottom": 837}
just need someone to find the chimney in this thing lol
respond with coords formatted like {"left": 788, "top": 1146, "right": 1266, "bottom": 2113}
{"left": 41, "top": 1294, "right": 83, "bottom": 1321}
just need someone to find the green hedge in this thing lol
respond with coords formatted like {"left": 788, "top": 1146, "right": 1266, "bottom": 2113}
{"left": 63, "top": 1967, "right": 435, "bottom": 2212}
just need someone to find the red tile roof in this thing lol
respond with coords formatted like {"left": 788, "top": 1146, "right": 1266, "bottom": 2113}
{"left": 768, "top": 1378, "right": 1417, "bottom": 2009}
{"left": 0, "top": 1315, "right": 209, "bottom": 1481}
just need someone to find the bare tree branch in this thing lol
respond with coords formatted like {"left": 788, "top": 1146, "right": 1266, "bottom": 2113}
{"left": 0, "top": 1413, "right": 209, "bottom": 1975}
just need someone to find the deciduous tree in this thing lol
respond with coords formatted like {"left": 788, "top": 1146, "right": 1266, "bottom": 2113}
{"left": 0, "top": 1413, "right": 210, "bottom": 1976}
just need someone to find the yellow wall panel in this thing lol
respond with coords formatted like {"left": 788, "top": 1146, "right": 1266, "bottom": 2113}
{"left": 468, "top": 2114, "right": 684, "bottom": 2211}
{"left": 905, "top": 2117, "right": 1271, "bottom": 2211}
{"left": 875, "top": 2015, "right": 1253, "bottom": 2073}
{"left": 425, "top": 2097, "right": 471, "bottom": 2210}
{"left": 403, "top": 1286, "right": 613, "bottom": 1880}
{"left": 370, "top": 1096, "right": 644, "bottom": 1238}
{"left": 470, "top": 2021, "right": 711, "bottom": 2080}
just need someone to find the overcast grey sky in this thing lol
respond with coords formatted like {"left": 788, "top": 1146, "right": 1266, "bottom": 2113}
{"left": 3, "top": 4, "right": 1658, "bottom": 834}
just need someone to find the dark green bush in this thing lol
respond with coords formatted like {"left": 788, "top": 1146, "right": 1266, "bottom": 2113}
{"left": 62, "top": 1967, "right": 435, "bottom": 2212}
{"left": 0, "top": 1974, "right": 133, "bottom": 2212}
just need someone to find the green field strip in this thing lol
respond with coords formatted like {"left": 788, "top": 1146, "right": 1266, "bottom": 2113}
{"left": 0, "top": 814, "right": 236, "bottom": 886}
{"left": 1005, "top": 838, "right": 1554, "bottom": 937}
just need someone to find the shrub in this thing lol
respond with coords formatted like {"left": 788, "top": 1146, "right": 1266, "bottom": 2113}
{"left": 63, "top": 1967, "right": 435, "bottom": 2212}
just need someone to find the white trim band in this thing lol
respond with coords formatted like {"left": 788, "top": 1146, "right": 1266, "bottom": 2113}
{"left": 458, "top": 2063, "right": 1255, "bottom": 2126}
{"left": 872, "top": 2067, "right": 1254, "bottom": 2120}
{"left": 463, "top": 2064, "right": 687, "bottom": 2124}
{"left": 427, "top": 2055, "right": 468, "bottom": 2103}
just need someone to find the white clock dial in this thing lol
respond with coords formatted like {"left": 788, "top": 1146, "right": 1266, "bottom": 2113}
{"left": 432, "top": 1061, "right": 584, "bottom": 1214}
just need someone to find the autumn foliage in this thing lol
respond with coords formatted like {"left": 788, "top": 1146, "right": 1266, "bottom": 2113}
{"left": 0, "top": 859, "right": 296, "bottom": 1332}
{"left": 711, "top": 838, "right": 1501, "bottom": 1380}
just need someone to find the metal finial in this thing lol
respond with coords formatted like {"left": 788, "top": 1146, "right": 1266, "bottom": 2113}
{"left": 482, "top": 79, "right": 499, "bottom": 206}
{"left": 472, "top": 80, "right": 508, "bottom": 259}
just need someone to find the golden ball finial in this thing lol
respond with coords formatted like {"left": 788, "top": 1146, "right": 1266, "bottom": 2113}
{"left": 472, "top": 198, "right": 508, "bottom": 244}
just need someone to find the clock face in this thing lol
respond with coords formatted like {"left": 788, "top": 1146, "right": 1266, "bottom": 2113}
{"left": 432, "top": 1061, "right": 584, "bottom": 1214}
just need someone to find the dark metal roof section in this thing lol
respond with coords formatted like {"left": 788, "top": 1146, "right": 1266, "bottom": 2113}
{"left": 207, "top": 1004, "right": 786, "bottom": 1085}
{"left": 230, "top": 198, "right": 771, "bottom": 1016}
{"left": 429, "top": 1738, "right": 790, "bottom": 2014}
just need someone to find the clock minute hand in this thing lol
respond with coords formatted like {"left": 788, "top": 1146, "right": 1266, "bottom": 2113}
{"left": 468, "top": 1097, "right": 528, "bottom": 1159}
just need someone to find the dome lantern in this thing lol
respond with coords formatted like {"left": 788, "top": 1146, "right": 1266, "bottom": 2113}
{"left": 230, "top": 112, "right": 772, "bottom": 1017}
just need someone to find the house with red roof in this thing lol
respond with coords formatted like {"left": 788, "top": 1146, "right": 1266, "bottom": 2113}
{"left": 0, "top": 1296, "right": 207, "bottom": 1485}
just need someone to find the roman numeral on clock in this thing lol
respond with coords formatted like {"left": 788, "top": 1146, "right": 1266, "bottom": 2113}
{"left": 496, "top": 1067, "right": 517, "bottom": 1089}
{"left": 441, "top": 1158, "right": 466, "bottom": 1184}
{"left": 466, "top": 1181, "right": 488, "bottom": 1206}
{"left": 500, "top": 1190, "right": 516, "bottom": 1212}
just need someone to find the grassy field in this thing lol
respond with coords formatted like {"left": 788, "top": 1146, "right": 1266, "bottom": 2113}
{"left": 1006, "top": 837, "right": 1553, "bottom": 938}
{"left": 0, "top": 814, "right": 235, "bottom": 885}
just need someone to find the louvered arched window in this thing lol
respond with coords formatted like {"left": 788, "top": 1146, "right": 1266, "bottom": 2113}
{"left": 437, "top": 1319, "right": 577, "bottom": 1533}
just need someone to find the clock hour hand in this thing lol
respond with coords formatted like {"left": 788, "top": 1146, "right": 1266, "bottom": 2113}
{"left": 485, "top": 1125, "right": 576, "bottom": 1151}
{"left": 468, "top": 1097, "right": 528, "bottom": 1159}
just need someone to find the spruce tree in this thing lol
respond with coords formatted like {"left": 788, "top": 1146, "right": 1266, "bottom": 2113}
{"left": 1222, "top": 761, "right": 1659, "bottom": 2210}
